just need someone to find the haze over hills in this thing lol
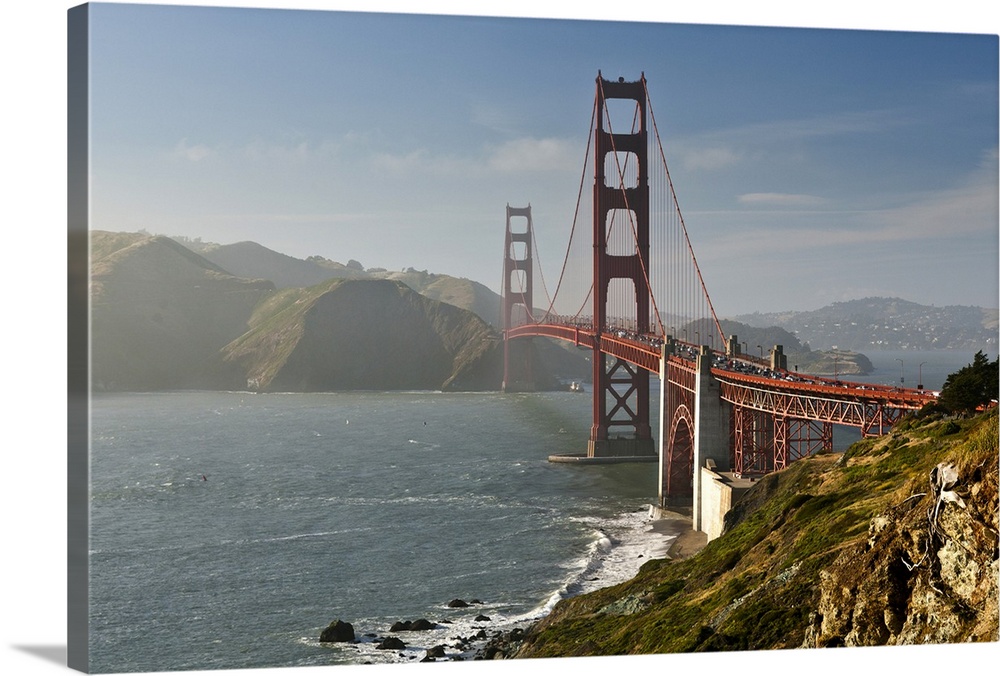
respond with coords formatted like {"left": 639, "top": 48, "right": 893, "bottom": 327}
{"left": 177, "top": 235, "right": 503, "bottom": 329}
{"left": 90, "top": 231, "right": 572, "bottom": 392}
{"left": 734, "top": 298, "right": 998, "bottom": 353}
{"left": 176, "top": 234, "right": 996, "bottom": 356}
{"left": 90, "top": 232, "right": 275, "bottom": 391}
{"left": 92, "top": 231, "right": 996, "bottom": 390}
{"left": 219, "top": 277, "right": 507, "bottom": 392}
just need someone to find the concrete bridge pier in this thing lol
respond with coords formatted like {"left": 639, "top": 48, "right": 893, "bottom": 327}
{"left": 690, "top": 346, "right": 731, "bottom": 532}
{"left": 658, "top": 344, "right": 732, "bottom": 532}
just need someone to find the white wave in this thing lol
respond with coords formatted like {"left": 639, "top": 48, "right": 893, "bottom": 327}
{"left": 524, "top": 504, "right": 677, "bottom": 619}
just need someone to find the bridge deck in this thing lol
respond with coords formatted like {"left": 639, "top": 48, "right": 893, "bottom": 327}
{"left": 504, "top": 322, "right": 937, "bottom": 426}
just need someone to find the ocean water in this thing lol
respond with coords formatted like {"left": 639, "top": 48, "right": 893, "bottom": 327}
{"left": 88, "top": 390, "right": 670, "bottom": 673}
{"left": 846, "top": 348, "right": 986, "bottom": 392}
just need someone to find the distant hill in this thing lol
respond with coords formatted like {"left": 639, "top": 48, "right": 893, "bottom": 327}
{"left": 192, "top": 240, "right": 366, "bottom": 288}
{"left": 732, "top": 297, "right": 999, "bottom": 353}
{"left": 175, "top": 235, "right": 502, "bottom": 328}
{"left": 90, "top": 231, "right": 572, "bottom": 392}
{"left": 219, "top": 278, "right": 509, "bottom": 392}
{"left": 90, "top": 231, "right": 275, "bottom": 390}
{"left": 718, "top": 320, "right": 872, "bottom": 376}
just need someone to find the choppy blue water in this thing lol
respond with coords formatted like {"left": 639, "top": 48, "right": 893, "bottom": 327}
{"left": 89, "top": 390, "right": 666, "bottom": 673}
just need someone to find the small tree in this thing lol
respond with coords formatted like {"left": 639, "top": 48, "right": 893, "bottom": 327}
{"left": 937, "top": 351, "right": 999, "bottom": 416}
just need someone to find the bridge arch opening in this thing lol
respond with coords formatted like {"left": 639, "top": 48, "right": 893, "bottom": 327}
{"left": 508, "top": 267, "right": 529, "bottom": 292}
{"left": 602, "top": 97, "right": 642, "bottom": 134}
{"left": 664, "top": 404, "right": 694, "bottom": 498}
{"left": 606, "top": 277, "right": 639, "bottom": 331}
{"left": 508, "top": 240, "right": 528, "bottom": 261}
{"left": 604, "top": 152, "right": 639, "bottom": 190}
{"left": 605, "top": 209, "right": 638, "bottom": 256}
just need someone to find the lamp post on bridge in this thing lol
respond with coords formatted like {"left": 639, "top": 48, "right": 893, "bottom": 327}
{"left": 918, "top": 361, "right": 927, "bottom": 390}
{"left": 757, "top": 345, "right": 763, "bottom": 359}
{"left": 896, "top": 358, "right": 905, "bottom": 386}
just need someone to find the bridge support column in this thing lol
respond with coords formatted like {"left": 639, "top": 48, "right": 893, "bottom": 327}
{"left": 502, "top": 204, "right": 536, "bottom": 393}
{"left": 587, "top": 356, "right": 655, "bottom": 457}
{"left": 657, "top": 343, "right": 677, "bottom": 503}
{"left": 691, "top": 346, "right": 731, "bottom": 533}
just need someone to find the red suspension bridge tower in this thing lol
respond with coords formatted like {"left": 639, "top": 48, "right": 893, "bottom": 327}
{"left": 589, "top": 74, "right": 656, "bottom": 458}
{"left": 501, "top": 204, "right": 535, "bottom": 393}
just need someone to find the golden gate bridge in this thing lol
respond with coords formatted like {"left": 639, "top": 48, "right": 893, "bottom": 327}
{"left": 500, "top": 72, "right": 935, "bottom": 519}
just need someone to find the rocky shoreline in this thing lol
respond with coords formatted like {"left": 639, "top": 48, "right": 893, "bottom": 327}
{"left": 478, "top": 508, "right": 706, "bottom": 660}
{"left": 318, "top": 509, "right": 707, "bottom": 663}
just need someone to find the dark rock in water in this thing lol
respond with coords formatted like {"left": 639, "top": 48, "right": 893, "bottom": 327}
{"left": 390, "top": 618, "right": 438, "bottom": 632}
{"left": 474, "top": 614, "right": 491, "bottom": 622}
{"left": 320, "top": 619, "right": 355, "bottom": 643}
{"left": 447, "top": 599, "right": 470, "bottom": 608}
{"left": 470, "top": 599, "right": 484, "bottom": 604}
{"left": 426, "top": 645, "right": 447, "bottom": 658}
{"left": 376, "top": 636, "right": 406, "bottom": 651}
{"left": 477, "top": 626, "right": 528, "bottom": 660}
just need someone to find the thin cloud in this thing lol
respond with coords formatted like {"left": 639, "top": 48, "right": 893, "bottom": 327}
{"left": 677, "top": 109, "right": 902, "bottom": 173}
{"left": 241, "top": 137, "right": 342, "bottom": 163}
{"left": 487, "top": 137, "right": 580, "bottom": 172}
{"left": 171, "top": 139, "right": 214, "bottom": 162}
{"left": 683, "top": 146, "right": 741, "bottom": 171}
{"left": 697, "top": 151, "right": 998, "bottom": 262}
{"left": 738, "top": 193, "right": 828, "bottom": 207}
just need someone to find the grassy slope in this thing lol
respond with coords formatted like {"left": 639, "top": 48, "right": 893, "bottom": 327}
{"left": 221, "top": 278, "right": 505, "bottom": 391}
{"left": 515, "top": 409, "right": 998, "bottom": 658}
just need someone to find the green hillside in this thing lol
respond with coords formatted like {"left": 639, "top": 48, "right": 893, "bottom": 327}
{"left": 90, "top": 231, "right": 275, "bottom": 390}
{"left": 505, "top": 408, "right": 998, "bottom": 658}
{"left": 90, "top": 232, "right": 518, "bottom": 392}
{"left": 220, "top": 278, "right": 510, "bottom": 392}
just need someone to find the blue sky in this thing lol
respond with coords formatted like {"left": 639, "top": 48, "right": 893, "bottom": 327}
{"left": 84, "top": 3, "right": 998, "bottom": 316}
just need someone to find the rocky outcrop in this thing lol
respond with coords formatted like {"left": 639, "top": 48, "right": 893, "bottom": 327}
{"left": 804, "top": 456, "right": 999, "bottom": 647}
{"left": 389, "top": 619, "right": 438, "bottom": 632}
{"left": 319, "top": 619, "right": 355, "bottom": 643}
{"left": 376, "top": 636, "right": 406, "bottom": 651}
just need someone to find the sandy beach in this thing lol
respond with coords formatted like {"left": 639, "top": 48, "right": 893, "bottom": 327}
{"left": 648, "top": 507, "right": 708, "bottom": 560}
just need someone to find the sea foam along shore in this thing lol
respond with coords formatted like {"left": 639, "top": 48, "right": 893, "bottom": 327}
{"left": 323, "top": 505, "right": 701, "bottom": 665}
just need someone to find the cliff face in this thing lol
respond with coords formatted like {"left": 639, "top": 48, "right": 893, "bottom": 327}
{"left": 805, "top": 424, "right": 999, "bottom": 647}
{"left": 511, "top": 409, "right": 998, "bottom": 659}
